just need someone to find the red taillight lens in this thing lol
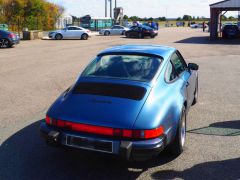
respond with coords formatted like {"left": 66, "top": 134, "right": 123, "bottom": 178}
{"left": 46, "top": 116, "right": 164, "bottom": 139}
{"left": 8, "top": 34, "right": 15, "bottom": 38}
{"left": 144, "top": 127, "right": 164, "bottom": 139}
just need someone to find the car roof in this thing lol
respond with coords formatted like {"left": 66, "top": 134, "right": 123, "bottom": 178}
{"left": 98, "top": 44, "right": 176, "bottom": 59}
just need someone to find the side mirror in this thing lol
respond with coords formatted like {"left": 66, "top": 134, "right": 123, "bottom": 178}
{"left": 188, "top": 63, "right": 199, "bottom": 71}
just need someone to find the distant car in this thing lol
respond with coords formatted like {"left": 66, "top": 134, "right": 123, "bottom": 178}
{"left": 0, "top": 30, "right": 20, "bottom": 48}
{"left": 190, "top": 23, "right": 207, "bottom": 29}
{"left": 222, "top": 24, "right": 240, "bottom": 39}
{"left": 99, "top": 25, "right": 129, "bottom": 36}
{"left": 40, "top": 44, "right": 199, "bottom": 161}
{"left": 48, "top": 26, "right": 91, "bottom": 40}
{"left": 125, "top": 25, "right": 158, "bottom": 38}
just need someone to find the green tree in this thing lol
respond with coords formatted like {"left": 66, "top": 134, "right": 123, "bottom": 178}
{"left": 182, "top": 15, "right": 192, "bottom": 21}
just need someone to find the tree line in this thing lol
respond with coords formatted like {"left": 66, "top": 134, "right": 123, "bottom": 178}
{"left": 123, "top": 14, "right": 239, "bottom": 22}
{"left": 0, "top": 0, "right": 64, "bottom": 31}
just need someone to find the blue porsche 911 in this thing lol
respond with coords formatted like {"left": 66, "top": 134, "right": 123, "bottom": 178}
{"left": 40, "top": 45, "right": 199, "bottom": 161}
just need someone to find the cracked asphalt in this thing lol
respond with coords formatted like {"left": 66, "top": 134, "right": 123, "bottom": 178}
{"left": 0, "top": 28, "right": 239, "bottom": 180}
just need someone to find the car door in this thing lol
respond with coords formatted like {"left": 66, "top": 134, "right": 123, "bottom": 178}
{"left": 170, "top": 51, "right": 195, "bottom": 110}
{"left": 115, "top": 26, "right": 124, "bottom": 35}
{"left": 111, "top": 26, "right": 120, "bottom": 35}
{"left": 66, "top": 27, "right": 81, "bottom": 39}
{"left": 133, "top": 27, "right": 141, "bottom": 37}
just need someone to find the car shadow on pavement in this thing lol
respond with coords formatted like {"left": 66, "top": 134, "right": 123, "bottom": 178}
{"left": 0, "top": 120, "right": 177, "bottom": 180}
{"left": 151, "top": 157, "right": 240, "bottom": 180}
{"left": 175, "top": 36, "right": 240, "bottom": 45}
{"left": 188, "top": 120, "right": 240, "bottom": 136}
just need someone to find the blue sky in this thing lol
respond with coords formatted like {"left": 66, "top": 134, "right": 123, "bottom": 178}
{"left": 50, "top": 0, "right": 237, "bottom": 18}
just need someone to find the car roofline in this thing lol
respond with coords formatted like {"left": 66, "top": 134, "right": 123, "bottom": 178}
{"left": 97, "top": 52, "right": 164, "bottom": 59}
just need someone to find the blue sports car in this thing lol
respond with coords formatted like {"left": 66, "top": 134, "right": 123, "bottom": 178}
{"left": 40, "top": 45, "right": 199, "bottom": 161}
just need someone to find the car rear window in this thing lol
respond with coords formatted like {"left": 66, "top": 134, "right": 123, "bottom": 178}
{"left": 81, "top": 55, "right": 162, "bottom": 82}
{"left": 73, "top": 82, "right": 147, "bottom": 101}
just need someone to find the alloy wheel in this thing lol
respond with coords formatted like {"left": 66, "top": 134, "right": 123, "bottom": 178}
{"left": 0, "top": 39, "right": 9, "bottom": 48}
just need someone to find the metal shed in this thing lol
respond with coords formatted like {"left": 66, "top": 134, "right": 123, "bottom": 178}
{"left": 210, "top": 0, "right": 240, "bottom": 40}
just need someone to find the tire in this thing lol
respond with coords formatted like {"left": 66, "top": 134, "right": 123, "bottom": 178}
{"left": 126, "top": 33, "right": 130, "bottom": 38}
{"left": 168, "top": 107, "right": 186, "bottom": 156}
{"left": 192, "top": 79, "right": 198, "bottom": 106}
{"left": 81, "top": 33, "right": 88, "bottom": 40}
{"left": 104, "top": 31, "right": 110, "bottom": 36}
{"left": 122, "top": 30, "right": 126, "bottom": 35}
{"left": 55, "top": 34, "right": 63, "bottom": 40}
{"left": 0, "top": 38, "right": 10, "bottom": 48}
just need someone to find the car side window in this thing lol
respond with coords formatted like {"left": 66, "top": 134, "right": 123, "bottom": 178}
{"left": 68, "top": 27, "right": 80, "bottom": 30}
{"left": 171, "top": 52, "right": 186, "bottom": 75}
{"left": 165, "top": 62, "right": 178, "bottom": 82}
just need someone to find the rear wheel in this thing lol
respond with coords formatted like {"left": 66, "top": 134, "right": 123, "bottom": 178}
{"left": 168, "top": 107, "right": 186, "bottom": 156}
{"left": 55, "top": 34, "right": 63, "bottom": 40}
{"left": 0, "top": 39, "right": 10, "bottom": 48}
{"left": 81, "top": 33, "right": 88, "bottom": 40}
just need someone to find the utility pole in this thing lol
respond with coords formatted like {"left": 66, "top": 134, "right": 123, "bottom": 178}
{"left": 115, "top": 0, "right": 117, "bottom": 8}
{"left": 105, "top": 0, "right": 107, "bottom": 17}
{"left": 110, "top": 0, "right": 112, "bottom": 19}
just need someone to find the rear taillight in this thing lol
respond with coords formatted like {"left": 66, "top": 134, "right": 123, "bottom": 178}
{"left": 46, "top": 115, "right": 164, "bottom": 139}
{"left": 144, "top": 30, "right": 150, "bottom": 33}
{"left": 8, "top": 34, "right": 16, "bottom": 38}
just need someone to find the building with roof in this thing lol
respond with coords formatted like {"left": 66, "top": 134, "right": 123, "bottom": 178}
{"left": 210, "top": 0, "right": 240, "bottom": 40}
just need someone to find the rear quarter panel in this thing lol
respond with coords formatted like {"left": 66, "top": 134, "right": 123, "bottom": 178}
{"left": 133, "top": 61, "right": 187, "bottom": 144}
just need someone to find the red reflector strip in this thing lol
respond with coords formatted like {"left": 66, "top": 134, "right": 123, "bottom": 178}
{"left": 72, "top": 123, "right": 113, "bottom": 136}
{"left": 46, "top": 116, "right": 164, "bottom": 139}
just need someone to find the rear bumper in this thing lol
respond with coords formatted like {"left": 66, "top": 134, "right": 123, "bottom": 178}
{"left": 10, "top": 38, "right": 20, "bottom": 45}
{"left": 40, "top": 122, "right": 166, "bottom": 161}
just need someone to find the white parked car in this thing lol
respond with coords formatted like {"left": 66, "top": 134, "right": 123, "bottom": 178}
{"left": 99, "top": 25, "right": 129, "bottom": 36}
{"left": 48, "top": 26, "right": 91, "bottom": 40}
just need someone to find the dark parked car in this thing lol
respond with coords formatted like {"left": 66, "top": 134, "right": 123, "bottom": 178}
{"left": 0, "top": 30, "right": 20, "bottom": 48}
{"left": 125, "top": 25, "right": 158, "bottom": 38}
{"left": 222, "top": 25, "right": 240, "bottom": 39}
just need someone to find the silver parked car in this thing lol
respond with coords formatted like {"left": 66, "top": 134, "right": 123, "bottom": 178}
{"left": 99, "top": 25, "right": 129, "bottom": 36}
{"left": 48, "top": 26, "right": 91, "bottom": 40}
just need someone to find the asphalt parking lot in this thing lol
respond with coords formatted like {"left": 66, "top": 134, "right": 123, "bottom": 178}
{"left": 0, "top": 28, "right": 240, "bottom": 180}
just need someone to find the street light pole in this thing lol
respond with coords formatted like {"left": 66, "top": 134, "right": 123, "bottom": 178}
{"left": 105, "top": 0, "right": 107, "bottom": 17}
{"left": 110, "top": 0, "right": 112, "bottom": 19}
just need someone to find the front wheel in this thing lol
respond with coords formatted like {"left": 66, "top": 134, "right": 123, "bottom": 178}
{"left": 81, "top": 33, "right": 88, "bottom": 40}
{"left": 55, "top": 34, "right": 63, "bottom": 40}
{"left": 168, "top": 107, "right": 186, "bottom": 156}
{"left": 104, "top": 31, "right": 110, "bottom": 36}
{"left": 0, "top": 39, "right": 10, "bottom": 48}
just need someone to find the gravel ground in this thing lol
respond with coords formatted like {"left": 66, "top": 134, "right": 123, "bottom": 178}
{"left": 0, "top": 28, "right": 239, "bottom": 180}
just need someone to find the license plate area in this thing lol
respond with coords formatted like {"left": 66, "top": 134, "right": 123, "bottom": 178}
{"left": 66, "top": 135, "right": 113, "bottom": 153}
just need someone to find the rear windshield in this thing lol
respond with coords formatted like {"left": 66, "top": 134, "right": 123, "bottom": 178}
{"left": 81, "top": 55, "right": 162, "bottom": 82}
